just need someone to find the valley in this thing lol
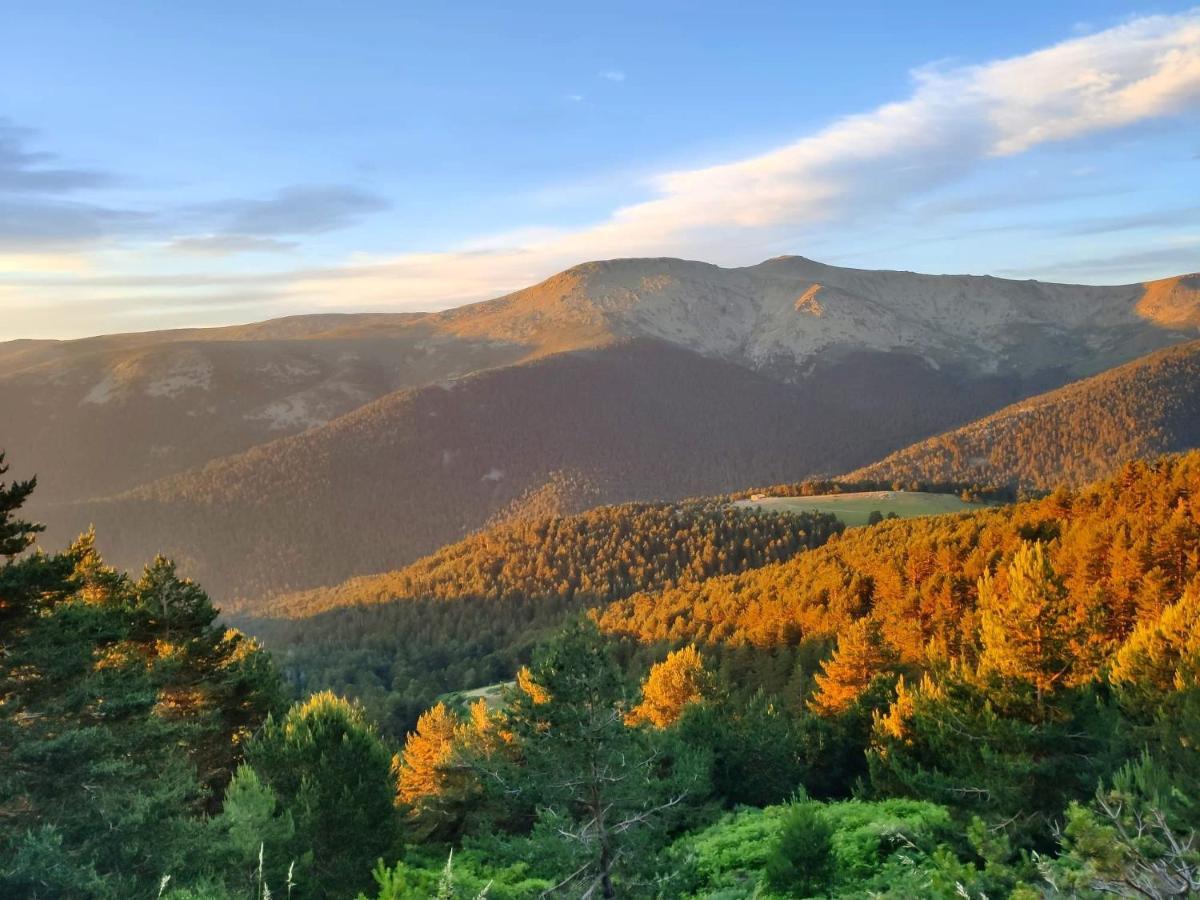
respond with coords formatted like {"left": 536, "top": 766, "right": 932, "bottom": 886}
{"left": 6, "top": 259, "right": 1200, "bottom": 900}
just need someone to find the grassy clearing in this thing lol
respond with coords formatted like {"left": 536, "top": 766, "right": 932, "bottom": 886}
{"left": 439, "top": 681, "right": 513, "bottom": 711}
{"left": 731, "top": 490, "right": 983, "bottom": 527}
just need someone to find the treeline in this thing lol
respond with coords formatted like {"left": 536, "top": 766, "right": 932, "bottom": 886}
{"left": 239, "top": 502, "right": 842, "bottom": 735}
{"left": 850, "top": 339, "right": 1200, "bottom": 492}
{"left": 725, "top": 476, "right": 1020, "bottom": 504}
{"left": 599, "top": 453, "right": 1200, "bottom": 659}
{"left": 248, "top": 501, "right": 837, "bottom": 617}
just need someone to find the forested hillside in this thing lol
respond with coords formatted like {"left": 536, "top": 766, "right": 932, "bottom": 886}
{"left": 600, "top": 452, "right": 1200, "bottom": 658}
{"left": 239, "top": 501, "right": 842, "bottom": 734}
{"left": 56, "top": 338, "right": 1036, "bottom": 601}
{"left": 381, "top": 452, "right": 1200, "bottom": 897}
{"left": 847, "top": 340, "right": 1200, "bottom": 492}
{"left": 6, "top": 448, "right": 1200, "bottom": 898}
{"left": 244, "top": 501, "right": 836, "bottom": 617}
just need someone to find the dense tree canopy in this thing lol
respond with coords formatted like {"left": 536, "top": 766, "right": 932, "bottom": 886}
{"left": 242, "top": 502, "right": 840, "bottom": 736}
{"left": 0, "top": 470, "right": 280, "bottom": 898}
{"left": 8, "top": 440, "right": 1200, "bottom": 898}
{"left": 599, "top": 454, "right": 1200, "bottom": 668}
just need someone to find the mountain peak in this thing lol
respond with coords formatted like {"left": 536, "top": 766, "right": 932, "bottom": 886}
{"left": 434, "top": 256, "right": 1198, "bottom": 376}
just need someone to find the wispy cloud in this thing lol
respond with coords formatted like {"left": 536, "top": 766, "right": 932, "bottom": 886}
{"left": 598, "top": 69, "right": 626, "bottom": 82}
{"left": 0, "top": 133, "right": 392, "bottom": 256}
{"left": 0, "top": 120, "right": 112, "bottom": 194}
{"left": 998, "top": 238, "right": 1200, "bottom": 278}
{"left": 270, "top": 11, "right": 1200, "bottom": 308}
{"left": 0, "top": 122, "right": 146, "bottom": 253}
{"left": 196, "top": 185, "right": 391, "bottom": 237}
{"left": 165, "top": 234, "right": 299, "bottom": 255}
{"left": 1061, "top": 205, "right": 1200, "bottom": 236}
{"left": 0, "top": 197, "right": 152, "bottom": 251}
{"left": 156, "top": 185, "right": 391, "bottom": 257}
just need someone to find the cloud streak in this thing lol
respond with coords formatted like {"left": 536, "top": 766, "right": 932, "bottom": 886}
{"left": 197, "top": 185, "right": 391, "bottom": 237}
{"left": 0, "top": 120, "right": 112, "bottom": 194}
{"left": 271, "top": 11, "right": 1200, "bottom": 308}
{"left": 997, "top": 238, "right": 1200, "bottom": 278}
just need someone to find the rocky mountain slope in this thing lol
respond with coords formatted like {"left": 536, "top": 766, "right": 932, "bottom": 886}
{"left": 445, "top": 256, "right": 1199, "bottom": 377}
{"left": 0, "top": 318, "right": 528, "bottom": 503}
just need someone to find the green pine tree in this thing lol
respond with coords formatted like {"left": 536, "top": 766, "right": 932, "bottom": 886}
{"left": 489, "top": 620, "right": 707, "bottom": 898}
{"left": 244, "top": 691, "right": 399, "bottom": 899}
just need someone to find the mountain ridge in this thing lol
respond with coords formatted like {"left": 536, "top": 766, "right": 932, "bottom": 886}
{"left": 9, "top": 255, "right": 1200, "bottom": 601}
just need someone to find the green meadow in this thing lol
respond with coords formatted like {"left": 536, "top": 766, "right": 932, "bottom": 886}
{"left": 732, "top": 490, "right": 982, "bottom": 526}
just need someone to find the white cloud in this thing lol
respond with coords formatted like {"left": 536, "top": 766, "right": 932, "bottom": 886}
{"left": 5, "top": 11, "right": 1200, "bottom": 336}
{"left": 278, "top": 11, "right": 1200, "bottom": 309}
{"left": 165, "top": 234, "right": 298, "bottom": 256}
{"left": 598, "top": 69, "right": 626, "bottom": 82}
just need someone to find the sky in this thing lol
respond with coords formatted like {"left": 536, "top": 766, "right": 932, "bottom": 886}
{"left": 1, "top": 1, "right": 1199, "bottom": 340}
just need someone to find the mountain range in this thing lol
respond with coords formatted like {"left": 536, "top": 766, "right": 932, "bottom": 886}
{"left": 5, "top": 256, "right": 1199, "bottom": 603}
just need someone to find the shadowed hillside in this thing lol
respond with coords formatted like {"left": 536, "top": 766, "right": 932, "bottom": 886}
{"left": 0, "top": 318, "right": 528, "bottom": 504}
{"left": 48, "top": 339, "right": 1044, "bottom": 600}
{"left": 233, "top": 500, "right": 842, "bottom": 733}
{"left": 9, "top": 258, "right": 1197, "bottom": 508}
{"left": 12, "top": 257, "right": 1200, "bottom": 602}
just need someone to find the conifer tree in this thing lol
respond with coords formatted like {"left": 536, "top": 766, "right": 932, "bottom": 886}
{"left": 0, "top": 451, "right": 42, "bottom": 558}
{"left": 0, "top": 482, "right": 279, "bottom": 897}
{"left": 245, "top": 692, "right": 398, "bottom": 899}
{"left": 1110, "top": 580, "right": 1200, "bottom": 701}
{"left": 978, "top": 541, "right": 1084, "bottom": 711}
{"left": 396, "top": 702, "right": 458, "bottom": 807}
{"left": 210, "top": 765, "right": 297, "bottom": 892}
{"left": 393, "top": 701, "right": 502, "bottom": 841}
{"left": 677, "top": 689, "right": 806, "bottom": 806}
{"left": 868, "top": 667, "right": 1120, "bottom": 842}
{"left": 809, "top": 618, "right": 898, "bottom": 716}
{"left": 628, "top": 645, "right": 711, "bottom": 728}
{"left": 764, "top": 803, "right": 835, "bottom": 897}
{"left": 491, "top": 621, "right": 705, "bottom": 898}
{"left": 1048, "top": 753, "right": 1200, "bottom": 895}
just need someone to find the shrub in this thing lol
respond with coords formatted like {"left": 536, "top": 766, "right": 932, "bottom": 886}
{"left": 764, "top": 803, "right": 835, "bottom": 898}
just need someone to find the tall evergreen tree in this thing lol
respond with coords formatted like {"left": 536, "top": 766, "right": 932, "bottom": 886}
{"left": 628, "top": 645, "right": 712, "bottom": 728}
{"left": 978, "top": 541, "right": 1085, "bottom": 712}
{"left": 0, "top": 451, "right": 42, "bottom": 558}
{"left": 809, "top": 618, "right": 898, "bottom": 717}
{"left": 245, "top": 691, "right": 399, "bottom": 899}
{"left": 0, "top": 462, "right": 280, "bottom": 897}
{"left": 489, "top": 621, "right": 706, "bottom": 898}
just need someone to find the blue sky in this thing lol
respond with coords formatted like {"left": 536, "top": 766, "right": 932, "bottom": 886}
{"left": 2, "top": 1, "right": 1199, "bottom": 338}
